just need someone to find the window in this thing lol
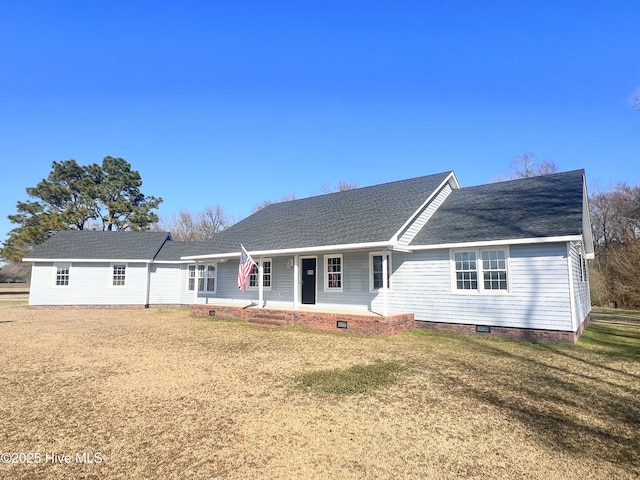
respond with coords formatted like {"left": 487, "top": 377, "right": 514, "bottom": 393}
{"left": 452, "top": 248, "right": 509, "bottom": 293}
{"left": 454, "top": 251, "right": 477, "bottom": 290}
{"left": 249, "top": 259, "right": 272, "bottom": 290}
{"left": 481, "top": 250, "right": 507, "bottom": 291}
{"left": 55, "top": 264, "right": 70, "bottom": 286}
{"left": 188, "top": 265, "right": 196, "bottom": 291}
{"left": 324, "top": 255, "right": 343, "bottom": 291}
{"left": 579, "top": 252, "right": 587, "bottom": 282}
{"left": 112, "top": 264, "right": 126, "bottom": 286}
{"left": 188, "top": 264, "right": 216, "bottom": 292}
{"left": 370, "top": 253, "right": 392, "bottom": 290}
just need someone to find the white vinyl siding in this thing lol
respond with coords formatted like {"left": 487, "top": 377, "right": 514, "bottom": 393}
{"left": 569, "top": 241, "right": 591, "bottom": 330}
{"left": 389, "top": 243, "right": 574, "bottom": 331}
{"left": 147, "top": 264, "right": 184, "bottom": 304}
{"left": 398, "top": 183, "right": 453, "bottom": 245}
{"left": 29, "top": 262, "right": 148, "bottom": 306}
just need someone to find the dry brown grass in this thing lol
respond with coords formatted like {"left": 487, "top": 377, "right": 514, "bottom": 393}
{"left": 0, "top": 300, "right": 638, "bottom": 479}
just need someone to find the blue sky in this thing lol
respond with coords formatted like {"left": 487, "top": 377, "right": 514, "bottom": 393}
{"left": 1, "top": 1, "right": 638, "bottom": 243}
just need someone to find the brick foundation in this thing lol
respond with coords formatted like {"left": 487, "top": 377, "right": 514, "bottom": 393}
{"left": 33, "top": 303, "right": 591, "bottom": 342}
{"left": 414, "top": 313, "right": 592, "bottom": 344}
{"left": 190, "top": 304, "right": 415, "bottom": 336}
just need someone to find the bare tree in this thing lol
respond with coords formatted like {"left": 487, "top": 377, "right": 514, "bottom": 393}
{"left": 509, "top": 152, "right": 558, "bottom": 178}
{"left": 252, "top": 193, "right": 297, "bottom": 213}
{"left": 155, "top": 205, "right": 233, "bottom": 241}
{"left": 197, "top": 205, "right": 233, "bottom": 240}
{"left": 589, "top": 181, "right": 640, "bottom": 308}
{"left": 320, "top": 181, "right": 358, "bottom": 194}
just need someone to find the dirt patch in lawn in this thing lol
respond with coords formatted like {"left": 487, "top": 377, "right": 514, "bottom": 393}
{"left": 0, "top": 300, "right": 638, "bottom": 479}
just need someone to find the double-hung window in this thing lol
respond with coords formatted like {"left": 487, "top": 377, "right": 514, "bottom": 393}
{"left": 249, "top": 259, "right": 272, "bottom": 290}
{"left": 55, "top": 263, "right": 70, "bottom": 286}
{"left": 188, "top": 264, "right": 216, "bottom": 292}
{"left": 112, "top": 264, "right": 126, "bottom": 286}
{"left": 452, "top": 248, "right": 509, "bottom": 293}
{"left": 324, "top": 255, "right": 343, "bottom": 291}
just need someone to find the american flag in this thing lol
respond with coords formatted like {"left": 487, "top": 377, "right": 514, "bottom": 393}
{"left": 237, "top": 244, "right": 256, "bottom": 291}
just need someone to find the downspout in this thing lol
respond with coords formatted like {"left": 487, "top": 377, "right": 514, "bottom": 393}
{"left": 144, "top": 261, "right": 152, "bottom": 308}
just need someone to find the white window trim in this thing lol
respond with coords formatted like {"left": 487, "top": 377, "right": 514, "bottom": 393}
{"left": 53, "top": 262, "right": 71, "bottom": 287}
{"left": 110, "top": 263, "right": 127, "bottom": 288}
{"left": 369, "top": 252, "right": 392, "bottom": 292}
{"left": 450, "top": 247, "right": 510, "bottom": 295}
{"left": 187, "top": 264, "right": 196, "bottom": 292}
{"left": 188, "top": 263, "right": 217, "bottom": 293}
{"left": 248, "top": 258, "right": 272, "bottom": 291}
{"left": 323, "top": 254, "right": 343, "bottom": 292}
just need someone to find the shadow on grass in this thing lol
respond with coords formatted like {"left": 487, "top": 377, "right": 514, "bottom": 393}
{"left": 421, "top": 316, "right": 640, "bottom": 475}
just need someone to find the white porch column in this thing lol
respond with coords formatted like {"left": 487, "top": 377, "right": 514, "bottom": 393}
{"left": 293, "top": 255, "right": 299, "bottom": 310}
{"left": 258, "top": 257, "right": 264, "bottom": 307}
{"left": 382, "top": 250, "right": 389, "bottom": 317}
{"left": 193, "top": 261, "right": 199, "bottom": 305}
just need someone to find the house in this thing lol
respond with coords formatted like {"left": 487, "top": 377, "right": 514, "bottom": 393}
{"left": 23, "top": 169, "right": 594, "bottom": 342}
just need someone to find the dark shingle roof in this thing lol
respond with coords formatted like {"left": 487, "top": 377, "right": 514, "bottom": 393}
{"left": 410, "top": 170, "right": 585, "bottom": 246}
{"left": 188, "top": 172, "right": 453, "bottom": 255}
{"left": 23, "top": 231, "right": 171, "bottom": 261}
{"left": 154, "top": 241, "right": 203, "bottom": 261}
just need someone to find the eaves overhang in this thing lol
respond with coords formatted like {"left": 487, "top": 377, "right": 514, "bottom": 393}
{"left": 409, "top": 235, "right": 586, "bottom": 251}
{"left": 181, "top": 240, "right": 398, "bottom": 261}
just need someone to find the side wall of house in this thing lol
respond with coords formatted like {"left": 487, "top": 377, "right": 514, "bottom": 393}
{"left": 148, "top": 264, "right": 187, "bottom": 305}
{"left": 568, "top": 241, "right": 591, "bottom": 330}
{"left": 29, "top": 262, "right": 149, "bottom": 305}
{"left": 385, "top": 242, "right": 574, "bottom": 331}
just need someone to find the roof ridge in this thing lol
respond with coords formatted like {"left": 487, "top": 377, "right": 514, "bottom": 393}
{"left": 462, "top": 169, "right": 585, "bottom": 190}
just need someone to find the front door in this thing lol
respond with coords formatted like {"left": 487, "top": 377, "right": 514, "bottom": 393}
{"left": 301, "top": 258, "right": 316, "bottom": 305}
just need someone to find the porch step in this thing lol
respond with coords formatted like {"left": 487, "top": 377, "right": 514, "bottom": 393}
{"left": 247, "top": 312, "right": 290, "bottom": 327}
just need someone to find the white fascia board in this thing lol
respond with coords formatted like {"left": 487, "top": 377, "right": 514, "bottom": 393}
{"left": 581, "top": 174, "right": 595, "bottom": 256}
{"left": 410, "top": 235, "right": 583, "bottom": 251}
{"left": 181, "top": 241, "right": 395, "bottom": 261}
{"left": 22, "top": 258, "right": 153, "bottom": 263}
{"left": 390, "top": 172, "right": 458, "bottom": 243}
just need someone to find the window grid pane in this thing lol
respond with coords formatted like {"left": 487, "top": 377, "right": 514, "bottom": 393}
{"left": 197, "top": 264, "right": 206, "bottom": 291}
{"left": 263, "top": 261, "right": 271, "bottom": 288}
{"left": 249, "top": 264, "right": 259, "bottom": 287}
{"left": 327, "top": 257, "right": 341, "bottom": 289}
{"left": 56, "top": 265, "right": 69, "bottom": 286}
{"left": 206, "top": 265, "right": 216, "bottom": 292}
{"left": 454, "top": 252, "right": 477, "bottom": 290}
{"left": 481, "top": 250, "right": 507, "bottom": 290}
{"left": 188, "top": 265, "right": 196, "bottom": 291}
{"left": 112, "top": 265, "right": 126, "bottom": 286}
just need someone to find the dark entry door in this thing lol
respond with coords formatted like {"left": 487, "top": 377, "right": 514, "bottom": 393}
{"left": 301, "top": 258, "right": 316, "bottom": 305}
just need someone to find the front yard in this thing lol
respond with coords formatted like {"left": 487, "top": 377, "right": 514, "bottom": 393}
{"left": 0, "top": 300, "right": 638, "bottom": 479}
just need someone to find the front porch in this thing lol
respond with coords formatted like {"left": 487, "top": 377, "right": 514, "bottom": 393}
{"left": 191, "top": 303, "right": 415, "bottom": 336}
